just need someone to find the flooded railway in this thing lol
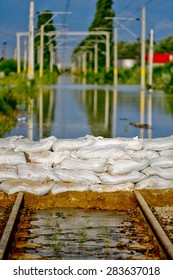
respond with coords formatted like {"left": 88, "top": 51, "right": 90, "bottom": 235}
{"left": 1, "top": 190, "right": 173, "bottom": 260}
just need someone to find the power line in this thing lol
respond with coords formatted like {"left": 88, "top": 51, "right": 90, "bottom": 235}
{"left": 61, "top": 0, "right": 71, "bottom": 65}
{"left": 133, "top": 0, "right": 153, "bottom": 16}
{"left": 0, "top": 29, "right": 15, "bottom": 39}
{"left": 116, "top": 0, "right": 137, "bottom": 16}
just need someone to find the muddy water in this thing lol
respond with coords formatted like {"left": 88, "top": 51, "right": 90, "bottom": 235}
{"left": 8, "top": 207, "right": 165, "bottom": 260}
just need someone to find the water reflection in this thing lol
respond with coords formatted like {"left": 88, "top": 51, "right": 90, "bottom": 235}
{"left": 3, "top": 75, "right": 173, "bottom": 140}
{"left": 147, "top": 92, "right": 152, "bottom": 139}
{"left": 27, "top": 98, "right": 34, "bottom": 140}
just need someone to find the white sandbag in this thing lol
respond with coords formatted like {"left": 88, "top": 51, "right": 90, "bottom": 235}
{"left": 107, "top": 158, "right": 149, "bottom": 175}
{"left": 14, "top": 136, "right": 57, "bottom": 152}
{"left": 52, "top": 135, "right": 96, "bottom": 152}
{"left": 60, "top": 157, "right": 107, "bottom": 173}
{"left": 0, "top": 179, "right": 54, "bottom": 195}
{"left": 26, "top": 150, "right": 70, "bottom": 167}
{"left": 136, "top": 176, "right": 173, "bottom": 190}
{"left": 126, "top": 136, "right": 143, "bottom": 151}
{"left": 0, "top": 165, "right": 18, "bottom": 182}
{"left": 160, "top": 149, "right": 173, "bottom": 157}
{"left": 99, "top": 171, "right": 146, "bottom": 185}
{"left": 142, "top": 166, "right": 173, "bottom": 180}
{"left": 90, "top": 182, "right": 134, "bottom": 192}
{"left": 150, "top": 156, "right": 173, "bottom": 168}
{"left": 51, "top": 182, "right": 89, "bottom": 194}
{"left": 93, "top": 136, "right": 143, "bottom": 150}
{"left": 53, "top": 168, "right": 101, "bottom": 185}
{"left": 0, "top": 148, "right": 26, "bottom": 165}
{"left": 0, "top": 136, "right": 23, "bottom": 149}
{"left": 143, "top": 136, "right": 173, "bottom": 151}
{"left": 93, "top": 137, "right": 129, "bottom": 147}
{"left": 17, "top": 163, "right": 57, "bottom": 182}
{"left": 76, "top": 145, "right": 127, "bottom": 160}
{"left": 127, "top": 149, "right": 159, "bottom": 160}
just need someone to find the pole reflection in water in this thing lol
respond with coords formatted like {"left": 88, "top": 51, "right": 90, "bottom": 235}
{"left": 93, "top": 87, "right": 98, "bottom": 117}
{"left": 140, "top": 89, "right": 145, "bottom": 139}
{"left": 147, "top": 91, "right": 152, "bottom": 139}
{"left": 104, "top": 88, "right": 109, "bottom": 129}
{"left": 27, "top": 98, "right": 34, "bottom": 140}
{"left": 39, "top": 88, "right": 43, "bottom": 140}
{"left": 47, "top": 89, "right": 54, "bottom": 128}
{"left": 111, "top": 87, "right": 117, "bottom": 137}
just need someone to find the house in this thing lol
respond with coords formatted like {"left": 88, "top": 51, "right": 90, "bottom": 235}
{"left": 146, "top": 53, "right": 173, "bottom": 65}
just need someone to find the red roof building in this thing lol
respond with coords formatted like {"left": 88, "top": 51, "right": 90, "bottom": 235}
{"left": 146, "top": 53, "right": 173, "bottom": 64}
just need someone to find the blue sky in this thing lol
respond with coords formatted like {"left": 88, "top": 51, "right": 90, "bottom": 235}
{"left": 0, "top": 0, "right": 173, "bottom": 59}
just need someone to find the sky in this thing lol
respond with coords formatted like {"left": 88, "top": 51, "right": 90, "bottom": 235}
{"left": 0, "top": 0, "right": 173, "bottom": 61}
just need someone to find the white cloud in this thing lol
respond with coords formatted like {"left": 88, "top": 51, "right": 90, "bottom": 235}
{"left": 155, "top": 19, "right": 173, "bottom": 31}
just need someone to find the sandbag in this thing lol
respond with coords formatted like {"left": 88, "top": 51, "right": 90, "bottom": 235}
{"left": 52, "top": 135, "right": 96, "bottom": 152}
{"left": 60, "top": 157, "right": 107, "bottom": 173}
{"left": 53, "top": 168, "right": 101, "bottom": 185}
{"left": 26, "top": 150, "right": 70, "bottom": 167}
{"left": 0, "top": 179, "right": 54, "bottom": 195}
{"left": 0, "top": 136, "right": 23, "bottom": 149}
{"left": 150, "top": 156, "right": 173, "bottom": 168}
{"left": 107, "top": 158, "right": 149, "bottom": 175}
{"left": 136, "top": 176, "right": 173, "bottom": 190}
{"left": 51, "top": 182, "right": 89, "bottom": 194}
{"left": 17, "top": 163, "right": 58, "bottom": 182}
{"left": 143, "top": 136, "right": 173, "bottom": 151}
{"left": 93, "top": 136, "right": 143, "bottom": 150}
{"left": 127, "top": 149, "right": 159, "bottom": 160}
{"left": 159, "top": 149, "right": 173, "bottom": 157}
{"left": 14, "top": 136, "right": 57, "bottom": 152}
{"left": 93, "top": 137, "right": 129, "bottom": 147}
{"left": 126, "top": 136, "right": 143, "bottom": 151}
{"left": 76, "top": 145, "right": 127, "bottom": 160}
{"left": 142, "top": 166, "right": 173, "bottom": 180}
{"left": 90, "top": 182, "right": 134, "bottom": 192}
{"left": 0, "top": 148, "right": 26, "bottom": 165}
{"left": 0, "top": 165, "right": 18, "bottom": 182}
{"left": 98, "top": 171, "right": 146, "bottom": 185}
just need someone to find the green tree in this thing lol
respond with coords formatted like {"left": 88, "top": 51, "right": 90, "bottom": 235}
{"left": 73, "top": 0, "right": 114, "bottom": 72}
{"left": 154, "top": 36, "right": 173, "bottom": 53}
{"left": 35, "top": 10, "right": 56, "bottom": 71}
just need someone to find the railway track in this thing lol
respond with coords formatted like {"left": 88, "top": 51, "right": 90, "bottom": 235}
{"left": 0, "top": 190, "right": 173, "bottom": 260}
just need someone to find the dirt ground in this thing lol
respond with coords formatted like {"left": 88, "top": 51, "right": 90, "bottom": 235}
{"left": 1, "top": 189, "right": 173, "bottom": 210}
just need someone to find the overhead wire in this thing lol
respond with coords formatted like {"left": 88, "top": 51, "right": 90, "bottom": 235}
{"left": 113, "top": 0, "right": 153, "bottom": 41}
{"left": 61, "top": 0, "right": 71, "bottom": 66}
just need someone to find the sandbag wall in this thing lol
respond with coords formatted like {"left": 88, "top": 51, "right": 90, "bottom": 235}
{"left": 0, "top": 135, "right": 173, "bottom": 195}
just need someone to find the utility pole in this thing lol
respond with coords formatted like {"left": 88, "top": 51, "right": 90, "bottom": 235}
{"left": 16, "top": 33, "right": 21, "bottom": 74}
{"left": 39, "top": 25, "right": 44, "bottom": 77}
{"left": 140, "top": 5, "right": 146, "bottom": 138}
{"left": 94, "top": 42, "right": 98, "bottom": 74}
{"left": 23, "top": 39, "right": 27, "bottom": 72}
{"left": 49, "top": 44, "right": 54, "bottom": 73}
{"left": 105, "top": 33, "right": 110, "bottom": 73}
{"left": 113, "top": 27, "right": 118, "bottom": 87}
{"left": 82, "top": 52, "right": 87, "bottom": 75}
{"left": 39, "top": 12, "right": 71, "bottom": 78}
{"left": 16, "top": 32, "right": 29, "bottom": 75}
{"left": 148, "top": 29, "right": 154, "bottom": 92}
{"left": 28, "top": 0, "right": 34, "bottom": 80}
{"left": 141, "top": 5, "right": 146, "bottom": 91}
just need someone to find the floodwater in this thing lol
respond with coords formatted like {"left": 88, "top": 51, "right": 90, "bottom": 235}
{"left": 9, "top": 207, "right": 165, "bottom": 260}
{"left": 3, "top": 74, "right": 173, "bottom": 140}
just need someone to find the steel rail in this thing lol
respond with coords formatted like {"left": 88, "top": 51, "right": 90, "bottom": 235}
{"left": 134, "top": 190, "right": 173, "bottom": 260}
{"left": 0, "top": 192, "right": 23, "bottom": 260}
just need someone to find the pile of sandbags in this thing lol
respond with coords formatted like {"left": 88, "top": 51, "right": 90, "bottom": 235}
{"left": 0, "top": 135, "right": 173, "bottom": 195}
